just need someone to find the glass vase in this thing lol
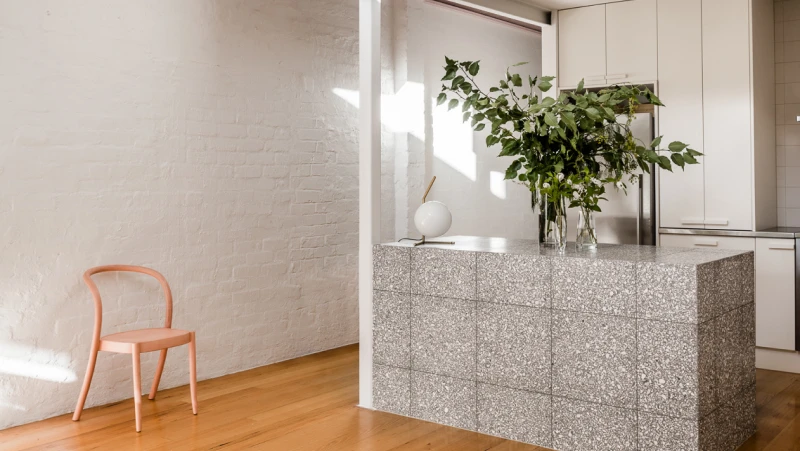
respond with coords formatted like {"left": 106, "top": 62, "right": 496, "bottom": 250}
{"left": 539, "top": 194, "right": 567, "bottom": 252}
{"left": 576, "top": 207, "right": 598, "bottom": 249}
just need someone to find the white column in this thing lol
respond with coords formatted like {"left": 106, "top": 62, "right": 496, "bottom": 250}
{"left": 358, "top": 0, "right": 381, "bottom": 409}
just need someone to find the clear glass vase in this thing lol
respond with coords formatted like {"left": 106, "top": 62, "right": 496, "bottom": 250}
{"left": 576, "top": 207, "right": 598, "bottom": 249}
{"left": 539, "top": 194, "right": 567, "bottom": 252}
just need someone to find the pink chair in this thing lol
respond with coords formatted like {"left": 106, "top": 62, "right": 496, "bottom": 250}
{"left": 72, "top": 265, "right": 197, "bottom": 432}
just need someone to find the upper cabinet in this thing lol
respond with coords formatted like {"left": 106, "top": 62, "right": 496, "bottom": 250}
{"left": 558, "top": 0, "right": 656, "bottom": 88}
{"left": 558, "top": 5, "right": 606, "bottom": 88}
{"left": 657, "top": 0, "right": 705, "bottom": 229}
{"left": 605, "top": 0, "right": 657, "bottom": 84}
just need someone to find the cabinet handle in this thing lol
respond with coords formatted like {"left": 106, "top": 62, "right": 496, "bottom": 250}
{"left": 768, "top": 241, "right": 795, "bottom": 250}
{"left": 694, "top": 239, "right": 719, "bottom": 247}
{"left": 703, "top": 219, "right": 729, "bottom": 226}
{"left": 605, "top": 73, "right": 628, "bottom": 80}
{"left": 585, "top": 75, "right": 606, "bottom": 81}
{"left": 680, "top": 218, "right": 705, "bottom": 225}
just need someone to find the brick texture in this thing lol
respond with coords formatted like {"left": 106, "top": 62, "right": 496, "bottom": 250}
{"left": 0, "top": 0, "right": 362, "bottom": 429}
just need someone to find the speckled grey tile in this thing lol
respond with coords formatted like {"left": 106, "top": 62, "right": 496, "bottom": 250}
{"left": 638, "top": 412, "right": 699, "bottom": 451}
{"left": 411, "top": 371, "right": 476, "bottom": 431}
{"left": 374, "top": 245, "right": 410, "bottom": 293}
{"left": 552, "top": 311, "right": 636, "bottom": 408}
{"left": 373, "top": 364, "right": 410, "bottom": 416}
{"left": 637, "top": 320, "right": 702, "bottom": 418}
{"left": 477, "top": 303, "right": 550, "bottom": 393}
{"left": 718, "top": 253, "right": 755, "bottom": 314}
{"left": 477, "top": 252, "right": 551, "bottom": 308}
{"left": 411, "top": 247, "right": 476, "bottom": 300}
{"left": 477, "top": 383, "right": 551, "bottom": 447}
{"left": 714, "top": 305, "right": 756, "bottom": 403}
{"left": 552, "top": 397, "right": 637, "bottom": 451}
{"left": 741, "top": 253, "right": 755, "bottom": 306}
{"left": 373, "top": 290, "right": 410, "bottom": 368}
{"left": 553, "top": 258, "right": 636, "bottom": 316}
{"left": 698, "top": 321, "right": 717, "bottom": 416}
{"left": 411, "top": 295, "right": 476, "bottom": 380}
{"left": 637, "top": 261, "right": 713, "bottom": 324}
{"left": 714, "top": 383, "right": 756, "bottom": 451}
{"left": 698, "top": 408, "right": 720, "bottom": 451}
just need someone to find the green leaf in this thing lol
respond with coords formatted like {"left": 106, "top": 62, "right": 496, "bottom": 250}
{"left": 499, "top": 80, "right": 509, "bottom": 89}
{"left": 448, "top": 99, "right": 459, "bottom": 111}
{"left": 576, "top": 79, "right": 585, "bottom": 92}
{"left": 650, "top": 136, "right": 662, "bottom": 149}
{"left": 504, "top": 160, "right": 522, "bottom": 179}
{"left": 683, "top": 153, "right": 698, "bottom": 164}
{"left": 538, "top": 80, "right": 553, "bottom": 92}
{"left": 436, "top": 93, "right": 447, "bottom": 106}
{"left": 468, "top": 61, "right": 480, "bottom": 76}
{"left": 585, "top": 107, "right": 601, "bottom": 121}
{"left": 442, "top": 69, "right": 456, "bottom": 81}
{"left": 445, "top": 56, "right": 456, "bottom": 66}
{"left": 544, "top": 112, "right": 558, "bottom": 127}
{"left": 561, "top": 112, "right": 577, "bottom": 132}
{"left": 668, "top": 141, "right": 688, "bottom": 152}
{"left": 511, "top": 74, "right": 523, "bottom": 87}
{"left": 687, "top": 148, "right": 703, "bottom": 157}
{"left": 512, "top": 62, "right": 529, "bottom": 67}
{"left": 657, "top": 155, "right": 672, "bottom": 171}
{"left": 541, "top": 97, "right": 556, "bottom": 107}
{"left": 474, "top": 123, "right": 486, "bottom": 131}
{"left": 671, "top": 153, "right": 686, "bottom": 168}
{"left": 524, "top": 121, "right": 532, "bottom": 133}
{"left": 459, "top": 82, "right": 472, "bottom": 94}
{"left": 451, "top": 75, "right": 465, "bottom": 89}
{"left": 489, "top": 87, "right": 500, "bottom": 92}
{"left": 462, "top": 111, "right": 471, "bottom": 122}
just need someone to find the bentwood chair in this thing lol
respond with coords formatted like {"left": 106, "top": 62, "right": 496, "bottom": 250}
{"left": 72, "top": 265, "right": 197, "bottom": 432}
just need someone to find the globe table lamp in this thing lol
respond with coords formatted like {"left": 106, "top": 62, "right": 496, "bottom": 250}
{"left": 412, "top": 176, "right": 455, "bottom": 247}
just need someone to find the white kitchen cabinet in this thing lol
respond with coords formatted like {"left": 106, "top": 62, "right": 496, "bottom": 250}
{"left": 657, "top": 0, "right": 705, "bottom": 229}
{"left": 558, "top": 5, "right": 607, "bottom": 88}
{"left": 660, "top": 234, "right": 755, "bottom": 251}
{"left": 701, "top": 0, "right": 754, "bottom": 231}
{"left": 605, "top": 0, "right": 657, "bottom": 84}
{"left": 755, "top": 238, "right": 796, "bottom": 351}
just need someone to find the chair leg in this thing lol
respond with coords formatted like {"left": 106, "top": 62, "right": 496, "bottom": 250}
{"left": 188, "top": 332, "right": 198, "bottom": 415}
{"left": 72, "top": 346, "right": 99, "bottom": 421}
{"left": 148, "top": 349, "right": 168, "bottom": 400}
{"left": 132, "top": 344, "right": 143, "bottom": 432}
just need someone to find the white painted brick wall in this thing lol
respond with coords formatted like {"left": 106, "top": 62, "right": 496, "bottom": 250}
{"left": 0, "top": 0, "right": 361, "bottom": 429}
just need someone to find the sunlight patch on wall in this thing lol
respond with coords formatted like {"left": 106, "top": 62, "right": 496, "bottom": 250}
{"left": 431, "top": 98, "right": 476, "bottom": 181}
{"left": 489, "top": 171, "right": 507, "bottom": 199}
{"left": 0, "top": 342, "right": 77, "bottom": 383}
{"left": 332, "top": 82, "right": 425, "bottom": 140}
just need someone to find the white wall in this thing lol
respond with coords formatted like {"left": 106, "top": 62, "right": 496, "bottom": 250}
{"left": 776, "top": 0, "right": 800, "bottom": 226}
{"left": 0, "top": 0, "right": 360, "bottom": 429}
{"left": 396, "top": 1, "right": 543, "bottom": 240}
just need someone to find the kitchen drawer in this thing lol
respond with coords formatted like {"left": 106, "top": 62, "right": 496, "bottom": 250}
{"left": 755, "top": 238, "right": 796, "bottom": 351}
{"left": 659, "top": 234, "right": 755, "bottom": 251}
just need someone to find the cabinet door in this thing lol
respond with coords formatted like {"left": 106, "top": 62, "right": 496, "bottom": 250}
{"left": 657, "top": 0, "right": 705, "bottom": 229}
{"left": 702, "top": 0, "right": 753, "bottom": 231}
{"left": 755, "top": 238, "right": 796, "bottom": 350}
{"left": 558, "top": 5, "right": 606, "bottom": 88}
{"left": 606, "top": 0, "right": 657, "bottom": 84}
{"left": 660, "top": 234, "right": 755, "bottom": 251}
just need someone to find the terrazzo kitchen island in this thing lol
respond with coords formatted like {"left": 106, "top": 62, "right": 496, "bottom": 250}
{"left": 371, "top": 236, "right": 755, "bottom": 451}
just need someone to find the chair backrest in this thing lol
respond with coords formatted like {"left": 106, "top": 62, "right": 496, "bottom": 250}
{"left": 83, "top": 265, "right": 173, "bottom": 345}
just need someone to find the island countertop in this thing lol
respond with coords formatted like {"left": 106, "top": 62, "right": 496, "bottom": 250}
{"left": 371, "top": 236, "right": 755, "bottom": 451}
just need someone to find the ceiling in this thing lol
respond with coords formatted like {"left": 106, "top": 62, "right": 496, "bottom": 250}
{"left": 517, "top": 0, "right": 610, "bottom": 11}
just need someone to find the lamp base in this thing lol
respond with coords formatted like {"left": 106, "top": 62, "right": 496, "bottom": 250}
{"left": 412, "top": 237, "right": 456, "bottom": 247}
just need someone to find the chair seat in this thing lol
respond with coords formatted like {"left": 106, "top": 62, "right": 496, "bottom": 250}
{"left": 100, "top": 328, "right": 193, "bottom": 353}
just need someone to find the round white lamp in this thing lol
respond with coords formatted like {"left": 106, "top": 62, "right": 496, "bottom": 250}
{"left": 412, "top": 176, "right": 455, "bottom": 246}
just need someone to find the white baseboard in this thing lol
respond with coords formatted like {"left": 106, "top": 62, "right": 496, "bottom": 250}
{"left": 756, "top": 347, "right": 800, "bottom": 373}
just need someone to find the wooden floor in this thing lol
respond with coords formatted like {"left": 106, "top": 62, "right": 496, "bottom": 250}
{"left": 1, "top": 344, "right": 799, "bottom": 451}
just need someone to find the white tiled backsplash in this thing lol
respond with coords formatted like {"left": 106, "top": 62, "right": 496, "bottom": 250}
{"left": 776, "top": 0, "right": 800, "bottom": 226}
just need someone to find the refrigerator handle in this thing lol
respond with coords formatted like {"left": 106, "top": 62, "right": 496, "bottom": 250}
{"left": 637, "top": 175, "right": 643, "bottom": 245}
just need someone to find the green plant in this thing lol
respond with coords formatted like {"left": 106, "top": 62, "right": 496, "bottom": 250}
{"left": 437, "top": 57, "right": 701, "bottom": 212}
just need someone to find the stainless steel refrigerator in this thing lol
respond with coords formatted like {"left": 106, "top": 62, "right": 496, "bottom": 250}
{"left": 561, "top": 111, "right": 656, "bottom": 246}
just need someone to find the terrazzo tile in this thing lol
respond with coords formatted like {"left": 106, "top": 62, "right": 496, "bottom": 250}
{"left": 477, "top": 303, "right": 550, "bottom": 393}
{"left": 698, "top": 409, "right": 720, "bottom": 451}
{"left": 552, "top": 397, "right": 637, "bottom": 451}
{"left": 477, "top": 383, "right": 551, "bottom": 447}
{"left": 477, "top": 252, "right": 551, "bottom": 308}
{"left": 411, "top": 295, "right": 476, "bottom": 380}
{"left": 410, "top": 371, "right": 476, "bottom": 431}
{"left": 714, "top": 305, "right": 756, "bottom": 403}
{"left": 552, "top": 258, "right": 636, "bottom": 316}
{"left": 637, "top": 261, "right": 717, "bottom": 324}
{"left": 698, "top": 321, "right": 717, "bottom": 416}
{"left": 373, "top": 364, "right": 410, "bottom": 416}
{"left": 373, "top": 290, "right": 410, "bottom": 368}
{"left": 638, "top": 412, "right": 699, "bottom": 451}
{"left": 637, "top": 320, "right": 701, "bottom": 418}
{"left": 552, "top": 311, "right": 637, "bottom": 408}
{"left": 411, "top": 247, "right": 476, "bottom": 300}
{"left": 373, "top": 245, "right": 410, "bottom": 293}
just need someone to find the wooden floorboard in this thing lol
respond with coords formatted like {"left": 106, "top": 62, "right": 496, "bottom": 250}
{"left": 1, "top": 344, "right": 799, "bottom": 451}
